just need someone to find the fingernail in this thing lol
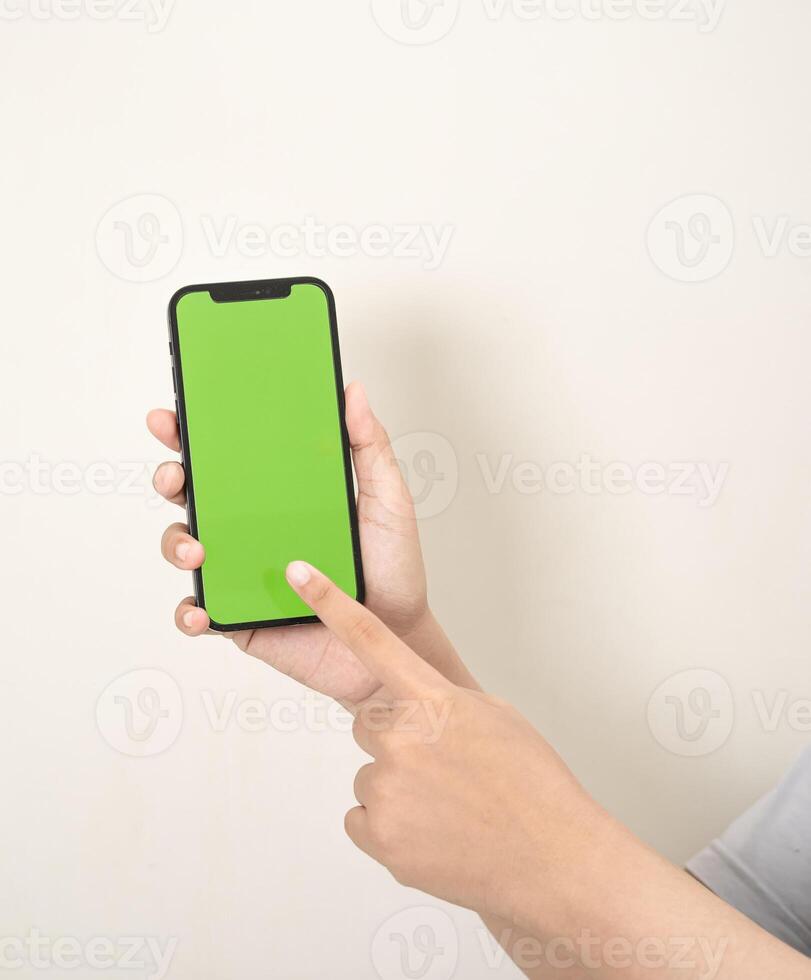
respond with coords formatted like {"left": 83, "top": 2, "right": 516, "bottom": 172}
{"left": 176, "top": 542, "right": 190, "bottom": 562}
{"left": 286, "top": 561, "right": 311, "bottom": 587}
{"left": 183, "top": 610, "right": 195, "bottom": 628}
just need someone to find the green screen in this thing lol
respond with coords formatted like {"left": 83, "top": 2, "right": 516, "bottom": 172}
{"left": 174, "top": 282, "right": 359, "bottom": 627}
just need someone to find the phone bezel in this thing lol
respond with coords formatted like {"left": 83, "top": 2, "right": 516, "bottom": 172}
{"left": 167, "top": 276, "right": 366, "bottom": 632}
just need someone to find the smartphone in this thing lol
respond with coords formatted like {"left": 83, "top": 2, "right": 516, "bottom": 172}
{"left": 167, "top": 277, "right": 364, "bottom": 631}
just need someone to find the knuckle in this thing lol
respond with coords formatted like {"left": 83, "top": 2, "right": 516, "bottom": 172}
{"left": 353, "top": 711, "right": 379, "bottom": 745}
{"left": 353, "top": 712, "right": 393, "bottom": 755}
{"left": 373, "top": 728, "right": 400, "bottom": 758}
{"left": 157, "top": 461, "right": 182, "bottom": 489}
{"left": 358, "top": 698, "right": 392, "bottom": 728}
{"left": 368, "top": 812, "right": 398, "bottom": 853}
{"left": 388, "top": 858, "right": 414, "bottom": 888}
{"left": 385, "top": 735, "right": 420, "bottom": 769}
{"left": 372, "top": 767, "right": 398, "bottom": 804}
{"left": 348, "top": 615, "right": 381, "bottom": 648}
{"left": 377, "top": 423, "right": 394, "bottom": 456}
{"left": 426, "top": 684, "right": 453, "bottom": 703}
{"left": 310, "top": 579, "right": 332, "bottom": 604}
{"left": 344, "top": 806, "right": 367, "bottom": 845}
{"left": 353, "top": 763, "right": 372, "bottom": 796}
{"left": 343, "top": 809, "right": 357, "bottom": 838}
{"left": 160, "top": 526, "right": 176, "bottom": 553}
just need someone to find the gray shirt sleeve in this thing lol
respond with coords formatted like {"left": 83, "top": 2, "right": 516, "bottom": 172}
{"left": 687, "top": 745, "right": 811, "bottom": 956}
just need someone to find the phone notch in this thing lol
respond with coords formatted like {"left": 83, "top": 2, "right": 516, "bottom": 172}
{"left": 209, "top": 280, "right": 293, "bottom": 304}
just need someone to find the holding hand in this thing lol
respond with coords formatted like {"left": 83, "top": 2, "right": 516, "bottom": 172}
{"left": 146, "top": 383, "right": 467, "bottom": 704}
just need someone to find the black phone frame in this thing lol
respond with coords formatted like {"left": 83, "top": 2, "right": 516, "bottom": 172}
{"left": 167, "top": 276, "right": 366, "bottom": 632}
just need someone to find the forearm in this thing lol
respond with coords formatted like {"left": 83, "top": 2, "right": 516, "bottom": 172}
{"left": 479, "top": 828, "right": 810, "bottom": 980}
{"left": 480, "top": 913, "right": 590, "bottom": 979}
{"left": 393, "top": 614, "right": 809, "bottom": 979}
{"left": 404, "top": 616, "right": 808, "bottom": 978}
{"left": 506, "top": 810, "right": 809, "bottom": 979}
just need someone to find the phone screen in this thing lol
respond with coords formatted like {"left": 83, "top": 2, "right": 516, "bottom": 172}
{"left": 170, "top": 279, "right": 362, "bottom": 629}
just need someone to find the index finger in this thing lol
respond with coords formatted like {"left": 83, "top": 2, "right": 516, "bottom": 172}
{"left": 285, "top": 562, "right": 447, "bottom": 698}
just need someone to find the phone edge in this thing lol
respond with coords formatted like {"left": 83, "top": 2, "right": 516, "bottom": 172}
{"left": 166, "top": 276, "right": 366, "bottom": 633}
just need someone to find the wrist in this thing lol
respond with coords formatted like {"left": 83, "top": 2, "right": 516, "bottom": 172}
{"left": 402, "top": 608, "right": 481, "bottom": 691}
{"left": 488, "top": 791, "right": 621, "bottom": 939}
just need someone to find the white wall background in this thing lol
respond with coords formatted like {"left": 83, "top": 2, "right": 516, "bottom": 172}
{"left": 2, "top": 0, "right": 811, "bottom": 977}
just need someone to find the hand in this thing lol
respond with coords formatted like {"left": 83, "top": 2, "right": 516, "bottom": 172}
{"left": 147, "top": 383, "right": 439, "bottom": 704}
{"left": 283, "top": 558, "right": 602, "bottom": 928}
{"left": 284, "top": 563, "right": 811, "bottom": 980}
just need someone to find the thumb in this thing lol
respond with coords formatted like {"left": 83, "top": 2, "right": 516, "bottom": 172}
{"left": 344, "top": 382, "right": 417, "bottom": 529}
{"left": 285, "top": 561, "right": 446, "bottom": 697}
